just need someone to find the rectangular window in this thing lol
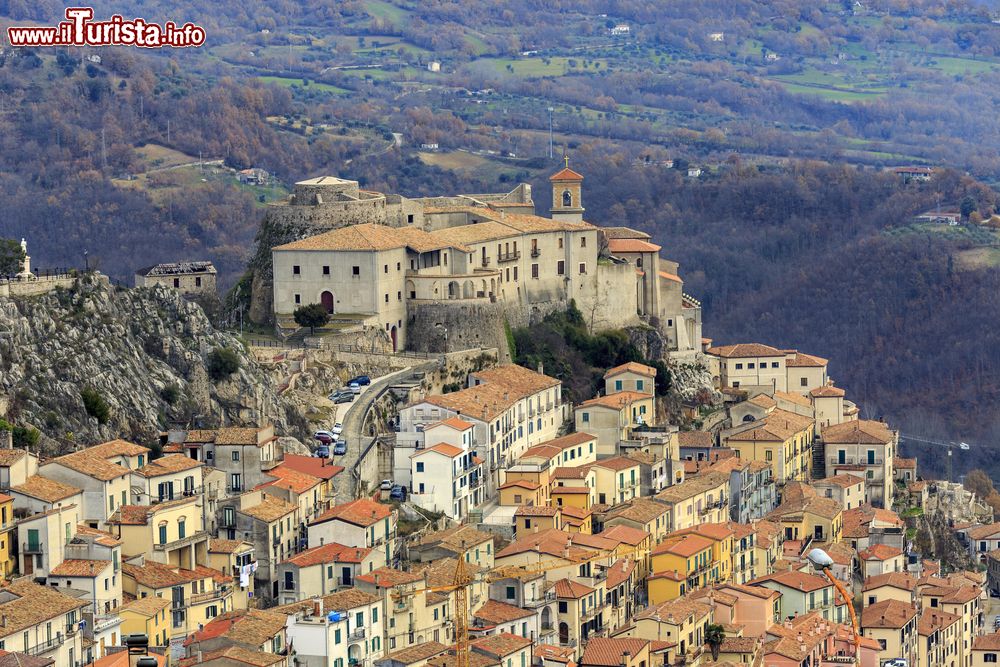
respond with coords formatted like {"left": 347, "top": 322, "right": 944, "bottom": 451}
{"left": 615, "top": 380, "right": 622, "bottom": 391}
{"left": 636, "top": 380, "right": 644, "bottom": 391}
{"left": 581, "top": 237, "right": 587, "bottom": 247}
{"left": 292, "top": 265, "right": 300, "bottom": 275}
{"left": 765, "top": 450, "right": 773, "bottom": 461}
{"left": 416, "top": 462, "right": 424, "bottom": 473}
{"left": 232, "top": 450, "right": 240, "bottom": 462}
{"left": 195, "top": 277, "right": 202, "bottom": 287}
{"left": 579, "top": 263, "right": 586, "bottom": 274}
{"left": 772, "top": 362, "right": 780, "bottom": 368}
{"left": 735, "top": 363, "right": 743, "bottom": 370}
{"left": 384, "top": 265, "right": 389, "bottom": 274}
{"left": 557, "top": 260, "right": 565, "bottom": 275}
{"left": 748, "top": 363, "right": 755, "bottom": 369}
{"left": 352, "top": 266, "right": 360, "bottom": 276}
{"left": 173, "top": 278, "right": 180, "bottom": 288}
{"left": 323, "top": 266, "right": 330, "bottom": 275}
{"left": 582, "top": 413, "right": 589, "bottom": 423}
{"left": 294, "top": 294, "right": 301, "bottom": 305}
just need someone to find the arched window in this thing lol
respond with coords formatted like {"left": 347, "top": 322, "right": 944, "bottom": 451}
{"left": 742, "top": 415, "right": 756, "bottom": 422}
{"left": 562, "top": 190, "right": 572, "bottom": 207}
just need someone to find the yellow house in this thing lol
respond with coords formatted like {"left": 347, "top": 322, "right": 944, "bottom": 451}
{"left": 919, "top": 581, "right": 982, "bottom": 667}
{"left": 860, "top": 599, "right": 918, "bottom": 667}
{"left": 765, "top": 484, "right": 843, "bottom": 544}
{"left": 576, "top": 391, "right": 655, "bottom": 457}
{"left": 583, "top": 456, "right": 641, "bottom": 506}
{"left": 649, "top": 534, "right": 716, "bottom": 604}
{"left": 106, "top": 495, "right": 207, "bottom": 569}
{"left": 120, "top": 595, "right": 171, "bottom": 649}
{"left": 918, "top": 608, "right": 961, "bottom": 667}
{"left": 515, "top": 506, "right": 561, "bottom": 535}
{"left": 551, "top": 482, "right": 593, "bottom": 510}
{"left": 0, "top": 492, "right": 15, "bottom": 578}
{"left": 723, "top": 408, "right": 814, "bottom": 484}
{"left": 600, "top": 525, "right": 652, "bottom": 578}
{"left": 553, "top": 578, "right": 608, "bottom": 647}
{"left": 973, "top": 633, "right": 1000, "bottom": 667}
{"left": 604, "top": 362, "right": 656, "bottom": 396}
{"left": 672, "top": 522, "right": 735, "bottom": 584}
{"left": 627, "top": 597, "right": 713, "bottom": 660}
{"left": 207, "top": 538, "right": 257, "bottom": 611}
{"left": 122, "top": 556, "right": 234, "bottom": 641}
{"left": 603, "top": 497, "right": 672, "bottom": 543}
{"left": 560, "top": 506, "right": 593, "bottom": 534}
{"left": 499, "top": 480, "right": 544, "bottom": 507}
{"left": 277, "top": 454, "right": 343, "bottom": 509}
{"left": 753, "top": 520, "right": 783, "bottom": 577}
{"left": 653, "top": 471, "right": 729, "bottom": 533}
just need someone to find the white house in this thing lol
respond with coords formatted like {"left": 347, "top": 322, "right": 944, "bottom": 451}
{"left": 411, "top": 444, "right": 485, "bottom": 520}
{"left": 307, "top": 498, "right": 397, "bottom": 569}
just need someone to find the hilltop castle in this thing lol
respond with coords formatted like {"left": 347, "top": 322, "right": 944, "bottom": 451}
{"left": 263, "top": 166, "right": 702, "bottom": 359}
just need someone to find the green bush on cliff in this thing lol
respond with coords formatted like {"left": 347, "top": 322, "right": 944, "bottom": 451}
{"left": 207, "top": 347, "right": 241, "bottom": 381}
{"left": 0, "top": 419, "right": 39, "bottom": 449}
{"left": 81, "top": 387, "right": 111, "bottom": 424}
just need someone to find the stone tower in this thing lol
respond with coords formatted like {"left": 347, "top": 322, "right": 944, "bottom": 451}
{"left": 549, "top": 159, "right": 585, "bottom": 222}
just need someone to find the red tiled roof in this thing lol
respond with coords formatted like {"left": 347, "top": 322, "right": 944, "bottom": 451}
{"left": 859, "top": 544, "right": 903, "bottom": 561}
{"left": 311, "top": 498, "right": 392, "bottom": 527}
{"left": 603, "top": 362, "right": 656, "bottom": 379}
{"left": 554, "top": 579, "right": 594, "bottom": 599}
{"left": 283, "top": 542, "right": 371, "bottom": 567}
{"left": 277, "top": 454, "right": 344, "bottom": 480}
{"left": 581, "top": 638, "right": 651, "bottom": 667}
{"left": 473, "top": 599, "right": 534, "bottom": 625}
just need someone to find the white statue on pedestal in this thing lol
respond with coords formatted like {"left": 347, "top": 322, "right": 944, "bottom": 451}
{"left": 16, "top": 238, "right": 33, "bottom": 279}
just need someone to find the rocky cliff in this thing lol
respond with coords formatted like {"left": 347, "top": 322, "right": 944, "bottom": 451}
{"left": 0, "top": 274, "right": 306, "bottom": 455}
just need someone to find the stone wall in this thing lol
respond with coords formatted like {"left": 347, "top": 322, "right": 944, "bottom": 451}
{"left": 0, "top": 275, "right": 77, "bottom": 298}
{"left": 406, "top": 301, "right": 512, "bottom": 363}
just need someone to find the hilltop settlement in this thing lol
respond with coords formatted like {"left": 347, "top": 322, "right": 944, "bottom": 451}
{"left": 3, "top": 166, "right": 1000, "bottom": 667}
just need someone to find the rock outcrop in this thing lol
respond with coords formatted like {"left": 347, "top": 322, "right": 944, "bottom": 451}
{"left": 0, "top": 274, "right": 306, "bottom": 455}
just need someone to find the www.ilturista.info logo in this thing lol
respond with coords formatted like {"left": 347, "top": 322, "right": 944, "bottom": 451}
{"left": 6, "top": 8, "right": 206, "bottom": 48}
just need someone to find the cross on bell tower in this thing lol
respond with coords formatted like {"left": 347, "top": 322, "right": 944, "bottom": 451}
{"left": 549, "top": 158, "right": 584, "bottom": 222}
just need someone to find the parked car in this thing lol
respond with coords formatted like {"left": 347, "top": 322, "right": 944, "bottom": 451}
{"left": 314, "top": 445, "right": 330, "bottom": 458}
{"left": 314, "top": 430, "right": 335, "bottom": 440}
{"left": 380, "top": 479, "right": 393, "bottom": 491}
{"left": 330, "top": 391, "right": 354, "bottom": 404}
{"left": 349, "top": 382, "right": 361, "bottom": 394}
{"left": 314, "top": 433, "right": 334, "bottom": 445}
{"left": 331, "top": 422, "right": 343, "bottom": 435}
{"left": 333, "top": 440, "right": 347, "bottom": 456}
{"left": 959, "top": 442, "right": 970, "bottom": 450}
{"left": 348, "top": 375, "right": 372, "bottom": 386}
{"left": 390, "top": 484, "right": 407, "bottom": 501}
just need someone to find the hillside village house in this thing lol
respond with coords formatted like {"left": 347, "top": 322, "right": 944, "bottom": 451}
{"left": 706, "top": 343, "right": 830, "bottom": 395}
{"left": 279, "top": 588, "right": 385, "bottom": 667}
{"left": 823, "top": 420, "right": 898, "bottom": 508}
{"left": 396, "top": 365, "right": 566, "bottom": 492}
{"left": 627, "top": 597, "right": 713, "bottom": 662}
{"left": 603, "top": 362, "right": 656, "bottom": 396}
{"left": 814, "top": 473, "right": 866, "bottom": 511}
{"left": 575, "top": 392, "right": 654, "bottom": 457}
{"left": 750, "top": 571, "right": 849, "bottom": 624}
{"left": 723, "top": 407, "right": 814, "bottom": 485}
{"left": 161, "top": 425, "right": 281, "bottom": 494}
{"left": 129, "top": 454, "right": 204, "bottom": 505}
{"left": 0, "top": 447, "right": 38, "bottom": 490}
{"left": 216, "top": 490, "right": 300, "bottom": 599}
{"left": 119, "top": 595, "right": 171, "bottom": 650}
{"left": 410, "top": 444, "right": 485, "bottom": 521}
{"left": 106, "top": 496, "right": 208, "bottom": 569}
{"left": 206, "top": 538, "right": 256, "bottom": 611}
{"left": 39, "top": 450, "right": 132, "bottom": 529}
{"left": 653, "top": 471, "right": 730, "bottom": 533}
{"left": 0, "top": 581, "right": 90, "bottom": 667}
{"left": 268, "top": 169, "right": 702, "bottom": 358}
{"left": 16, "top": 500, "right": 82, "bottom": 578}
{"left": 275, "top": 542, "right": 377, "bottom": 604}
{"left": 861, "top": 599, "right": 918, "bottom": 667}
{"left": 307, "top": 498, "right": 396, "bottom": 569}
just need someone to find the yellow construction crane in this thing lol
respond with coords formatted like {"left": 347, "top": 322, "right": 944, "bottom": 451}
{"left": 388, "top": 544, "right": 647, "bottom": 667}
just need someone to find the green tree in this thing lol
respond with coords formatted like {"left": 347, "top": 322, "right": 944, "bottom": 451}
{"left": 80, "top": 387, "right": 110, "bottom": 424}
{"left": 961, "top": 196, "right": 977, "bottom": 219}
{"left": 293, "top": 303, "right": 330, "bottom": 334}
{"left": 207, "top": 347, "right": 240, "bottom": 381}
{"left": 705, "top": 623, "right": 726, "bottom": 660}
{"left": 0, "top": 419, "right": 39, "bottom": 449}
{"left": 0, "top": 238, "right": 24, "bottom": 276}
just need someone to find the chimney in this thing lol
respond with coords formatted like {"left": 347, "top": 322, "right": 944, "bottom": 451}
{"left": 315, "top": 599, "right": 324, "bottom": 616}
{"left": 375, "top": 573, "right": 381, "bottom": 586}
{"left": 197, "top": 651, "right": 203, "bottom": 664}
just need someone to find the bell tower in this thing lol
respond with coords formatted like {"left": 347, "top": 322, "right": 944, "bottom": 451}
{"left": 549, "top": 158, "right": 584, "bottom": 222}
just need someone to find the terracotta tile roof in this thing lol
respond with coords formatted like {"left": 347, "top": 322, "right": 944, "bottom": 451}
{"left": 319, "top": 588, "right": 381, "bottom": 611}
{"left": 551, "top": 486, "right": 590, "bottom": 495}
{"left": 499, "top": 480, "right": 539, "bottom": 491}
{"left": 412, "top": 443, "right": 465, "bottom": 458}
{"left": 50, "top": 559, "right": 110, "bottom": 577}
{"left": 275, "top": 223, "right": 471, "bottom": 253}
{"left": 974, "top": 632, "right": 1000, "bottom": 651}
{"left": 748, "top": 394, "right": 777, "bottom": 409}
{"left": 658, "top": 271, "right": 682, "bottom": 283}
{"left": 809, "top": 386, "right": 845, "bottom": 398}
{"left": 603, "top": 362, "right": 656, "bottom": 379}
{"left": 706, "top": 343, "right": 785, "bottom": 358}
{"left": 515, "top": 505, "right": 559, "bottom": 517}
{"left": 587, "top": 456, "right": 640, "bottom": 473}
{"left": 674, "top": 522, "right": 735, "bottom": 541}
{"left": 474, "top": 599, "right": 534, "bottom": 625}
{"left": 599, "top": 525, "right": 649, "bottom": 545}
{"left": 415, "top": 557, "right": 483, "bottom": 588}
{"left": 496, "top": 528, "right": 616, "bottom": 560}
{"left": 278, "top": 454, "right": 344, "bottom": 480}
{"left": 76, "top": 524, "right": 122, "bottom": 547}
{"left": 180, "top": 646, "right": 283, "bottom": 667}
{"left": 653, "top": 534, "right": 714, "bottom": 558}
{"left": 533, "top": 644, "right": 575, "bottom": 663}
{"left": 473, "top": 633, "right": 532, "bottom": 659}
{"left": 966, "top": 523, "right": 1000, "bottom": 540}
{"left": 549, "top": 166, "right": 584, "bottom": 181}
{"left": 0, "top": 450, "right": 26, "bottom": 466}
{"left": 208, "top": 538, "right": 253, "bottom": 554}
{"left": 107, "top": 496, "right": 198, "bottom": 525}
{"left": 311, "top": 497, "right": 392, "bottom": 527}
{"left": 45, "top": 450, "right": 129, "bottom": 481}
{"left": 284, "top": 542, "right": 371, "bottom": 567}
{"left": 380, "top": 641, "right": 449, "bottom": 665}
{"left": 87, "top": 439, "right": 151, "bottom": 458}
{"left": 635, "top": 597, "right": 712, "bottom": 624}
{"left": 10, "top": 475, "right": 81, "bottom": 503}
{"left": 655, "top": 471, "right": 729, "bottom": 504}
{"left": 608, "top": 238, "right": 661, "bottom": 253}
{"left": 527, "top": 432, "right": 596, "bottom": 453}
{"left": 859, "top": 544, "right": 903, "bottom": 561}
{"left": 552, "top": 467, "right": 590, "bottom": 479}
{"left": 750, "top": 570, "right": 831, "bottom": 593}
{"left": 133, "top": 454, "right": 202, "bottom": 477}
{"left": 240, "top": 495, "right": 298, "bottom": 523}
{"left": 560, "top": 506, "right": 592, "bottom": 522}
{"left": 579, "top": 391, "right": 650, "bottom": 410}
{"left": 893, "top": 457, "right": 916, "bottom": 469}
{"left": 604, "top": 497, "right": 671, "bottom": 525}
{"left": 355, "top": 567, "right": 422, "bottom": 588}
{"left": 428, "top": 652, "right": 499, "bottom": 667}
{"left": 429, "top": 416, "right": 476, "bottom": 432}
{"left": 821, "top": 420, "right": 894, "bottom": 445}
{"left": 581, "top": 638, "right": 652, "bottom": 666}
{"left": 553, "top": 578, "right": 594, "bottom": 599}
{"left": 766, "top": 494, "right": 842, "bottom": 522}
{"left": 214, "top": 426, "right": 273, "bottom": 446}
{"left": 0, "top": 581, "right": 89, "bottom": 638}
{"left": 816, "top": 474, "right": 864, "bottom": 489}
{"left": 183, "top": 609, "right": 286, "bottom": 648}
{"left": 423, "top": 365, "right": 559, "bottom": 422}
{"left": 677, "top": 431, "right": 714, "bottom": 447}
{"left": 784, "top": 351, "right": 828, "bottom": 367}
{"left": 259, "top": 465, "right": 322, "bottom": 494}
{"left": 726, "top": 409, "right": 814, "bottom": 443}
{"left": 417, "top": 525, "right": 493, "bottom": 553}
{"left": 917, "top": 608, "right": 960, "bottom": 636}
{"left": 861, "top": 599, "right": 917, "bottom": 629}
{"left": 773, "top": 390, "right": 813, "bottom": 408}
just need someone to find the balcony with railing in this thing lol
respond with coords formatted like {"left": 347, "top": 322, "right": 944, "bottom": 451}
{"left": 580, "top": 602, "right": 606, "bottom": 621}
{"left": 497, "top": 251, "right": 521, "bottom": 263}
{"left": 524, "top": 591, "right": 556, "bottom": 608}
{"left": 154, "top": 530, "right": 210, "bottom": 552}
{"left": 26, "top": 633, "right": 64, "bottom": 656}
{"left": 22, "top": 542, "right": 42, "bottom": 554}
{"left": 190, "top": 588, "right": 227, "bottom": 604}
{"left": 349, "top": 628, "right": 366, "bottom": 641}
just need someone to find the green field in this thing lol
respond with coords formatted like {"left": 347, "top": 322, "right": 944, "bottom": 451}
{"left": 479, "top": 56, "right": 611, "bottom": 77}
{"left": 772, "top": 80, "right": 884, "bottom": 103}
{"left": 256, "top": 76, "right": 350, "bottom": 94}
{"left": 363, "top": 0, "right": 410, "bottom": 24}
